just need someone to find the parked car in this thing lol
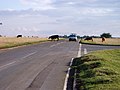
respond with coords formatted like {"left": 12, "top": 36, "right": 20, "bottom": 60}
{"left": 69, "top": 34, "right": 77, "bottom": 41}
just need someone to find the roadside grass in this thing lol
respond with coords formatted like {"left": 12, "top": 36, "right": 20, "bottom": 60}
{"left": 73, "top": 49, "right": 120, "bottom": 90}
{"left": 80, "top": 38, "right": 120, "bottom": 46}
{"left": 0, "top": 37, "right": 48, "bottom": 49}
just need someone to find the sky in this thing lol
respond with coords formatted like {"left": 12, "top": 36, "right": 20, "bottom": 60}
{"left": 0, "top": 0, "right": 120, "bottom": 37}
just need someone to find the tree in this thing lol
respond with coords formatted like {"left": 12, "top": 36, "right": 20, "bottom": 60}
{"left": 63, "top": 35, "right": 68, "bottom": 38}
{"left": 77, "top": 35, "right": 81, "bottom": 39}
{"left": 100, "top": 33, "right": 112, "bottom": 38}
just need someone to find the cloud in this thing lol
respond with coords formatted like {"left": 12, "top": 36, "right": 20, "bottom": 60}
{"left": 78, "top": 8, "right": 113, "bottom": 16}
{"left": 19, "top": 0, "right": 99, "bottom": 10}
{"left": 20, "top": 0, "right": 55, "bottom": 10}
{"left": 20, "top": 0, "right": 52, "bottom": 5}
{"left": 1, "top": 0, "right": 120, "bottom": 37}
{"left": 18, "top": 0, "right": 117, "bottom": 17}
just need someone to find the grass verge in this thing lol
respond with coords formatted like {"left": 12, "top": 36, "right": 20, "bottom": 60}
{"left": 0, "top": 40, "right": 48, "bottom": 49}
{"left": 0, "top": 37, "right": 49, "bottom": 49}
{"left": 72, "top": 49, "right": 120, "bottom": 90}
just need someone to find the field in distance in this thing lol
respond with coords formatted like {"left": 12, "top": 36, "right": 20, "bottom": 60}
{"left": 0, "top": 37, "right": 48, "bottom": 49}
{"left": 81, "top": 38, "right": 120, "bottom": 45}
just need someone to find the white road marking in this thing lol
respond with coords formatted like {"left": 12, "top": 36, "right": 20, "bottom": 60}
{"left": 50, "top": 45, "right": 56, "bottom": 48}
{"left": 0, "top": 61, "right": 16, "bottom": 70}
{"left": 21, "top": 51, "right": 37, "bottom": 59}
{"left": 77, "top": 43, "right": 82, "bottom": 57}
{"left": 0, "top": 51, "right": 37, "bottom": 70}
{"left": 63, "top": 58, "right": 74, "bottom": 90}
{"left": 84, "top": 48, "right": 87, "bottom": 54}
{"left": 73, "top": 69, "right": 77, "bottom": 90}
{"left": 63, "top": 43, "right": 82, "bottom": 90}
{"left": 73, "top": 43, "right": 82, "bottom": 90}
{"left": 56, "top": 42, "right": 64, "bottom": 45}
{"left": 50, "top": 42, "right": 64, "bottom": 48}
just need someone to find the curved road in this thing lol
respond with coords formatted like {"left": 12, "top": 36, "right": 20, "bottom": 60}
{"left": 81, "top": 44, "right": 120, "bottom": 55}
{"left": 0, "top": 40, "right": 119, "bottom": 90}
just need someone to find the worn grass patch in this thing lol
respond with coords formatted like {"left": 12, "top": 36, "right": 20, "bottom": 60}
{"left": 73, "top": 49, "right": 120, "bottom": 90}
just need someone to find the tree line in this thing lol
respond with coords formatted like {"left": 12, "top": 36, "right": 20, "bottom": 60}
{"left": 62, "top": 33, "right": 112, "bottom": 38}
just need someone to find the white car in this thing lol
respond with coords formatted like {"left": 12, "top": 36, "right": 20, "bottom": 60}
{"left": 69, "top": 34, "right": 77, "bottom": 41}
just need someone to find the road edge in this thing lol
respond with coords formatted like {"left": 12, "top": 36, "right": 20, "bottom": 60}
{"left": 63, "top": 43, "right": 82, "bottom": 90}
{"left": 63, "top": 58, "right": 74, "bottom": 90}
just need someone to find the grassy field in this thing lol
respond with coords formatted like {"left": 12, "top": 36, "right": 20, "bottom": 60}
{"left": 0, "top": 37, "right": 48, "bottom": 49}
{"left": 81, "top": 38, "right": 120, "bottom": 45}
{"left": 73, "top": 49, "right": 120, "bottom": 90}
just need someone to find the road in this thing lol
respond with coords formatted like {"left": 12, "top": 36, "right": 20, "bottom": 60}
{"left": 81, "top": 44, "right": 120, "bottom": 55}
{"left": 0, "top": 40, "right": 119, "bottom": 90}
{"left": 0, "top": 40, "right": 79, "bottom": 90}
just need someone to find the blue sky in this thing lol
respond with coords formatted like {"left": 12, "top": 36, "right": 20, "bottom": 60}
{"left": 0, "top": 0, "right": 120, "bottom": 37}
{"left": 0, "top": 0, "right": 22, "bottom": 10}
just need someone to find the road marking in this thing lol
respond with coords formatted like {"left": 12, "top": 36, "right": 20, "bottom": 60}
{"left": 0, "top": 61, "right": 16, "bottom": 70}
{"left": 73, "top": 69, "right": 77, "bottom": 90}
{"left": 56, "top": 42, "right": 64, "bottom": 45}
{"left": 84, "top": 48, "right": 87, "bottom": 54}
{"left": 50, "top": 42, "right": 64, "bottom": 48}
{"left": 73, "top": 43, "right": 82, "bottom": 90}
{"left": 63, "top": 58, "right": 74, "bottom": 90}
{"left": 63, "top": 43, "right": 82, "bottom": 90}
{"left": 21, "top": 51, "right": 37, "bottom": 59}
{"left": 0, "top": 51, "right": 37, "bottom": 70}
{"left": 77, "top": 43, "right": 82, "bottom": 57}
{"left": 50, "top": 45, "right": 56, "bottom": 48}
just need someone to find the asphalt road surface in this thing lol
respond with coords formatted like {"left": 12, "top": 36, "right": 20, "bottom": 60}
{"left": 81, "top": 44, "right": 120, "bottom": 55}
{"left": 0, "top": 40, "right": 119, "bottom": 90}
{"left": 0, "top": 40, "right": 79, "bottom": 90}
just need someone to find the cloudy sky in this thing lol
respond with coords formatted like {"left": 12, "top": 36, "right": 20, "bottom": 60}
{"left": 0, "top": 0, "right": 120, "bottom": 37}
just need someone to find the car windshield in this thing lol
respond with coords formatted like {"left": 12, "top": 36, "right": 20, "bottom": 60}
{"left": 69, "top": 34, "right": 76, "bottom": 37}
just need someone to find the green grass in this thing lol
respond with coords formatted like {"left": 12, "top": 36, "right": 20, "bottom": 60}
{"left": 73, "top": 49, "right": 120, "bottom": 90}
